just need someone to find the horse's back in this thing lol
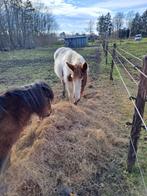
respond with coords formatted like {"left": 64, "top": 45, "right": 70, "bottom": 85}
{"left": 54, "top": 47, "right": 85, "bottom": 79}
{"left": 54, "top": 47, "right": 84, "bottom": 64}
{"left": 54, "top": 47, "right": 71, "bottom": 79}
{"left": 54, "top": 47, "right": 71, "bottom": 60}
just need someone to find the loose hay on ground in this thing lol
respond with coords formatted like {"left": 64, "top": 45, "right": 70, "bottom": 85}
{"left": 0, "top": 100, "right": 114, "bottom": 196}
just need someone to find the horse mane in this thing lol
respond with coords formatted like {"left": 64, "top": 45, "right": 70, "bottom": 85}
{"left": 0, "top": 81, "right": 54, "bottom": 116}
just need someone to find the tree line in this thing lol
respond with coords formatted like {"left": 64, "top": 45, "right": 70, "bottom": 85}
{"left": 0, "top": 0, "right": 58, "bottom": 51}
{"left": 97, "top": 9, "right": 147, "bottom": 39}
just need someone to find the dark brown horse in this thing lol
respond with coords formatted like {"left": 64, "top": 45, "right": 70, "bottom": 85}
{"left": 0, "top": 81, "right": 54, "bottom": 170}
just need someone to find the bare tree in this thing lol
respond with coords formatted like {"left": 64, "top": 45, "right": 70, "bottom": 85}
{"left": 0, "top": 0, "right": 58, "bottom": 50}
{"left": 113, "top": 12, "right": 124, "bottom": 38}
{"left": 87, "top": 19, "right": 95, "bottom": 35}
{"left": 126, "top": 11, "right": 135, "bottom": 38}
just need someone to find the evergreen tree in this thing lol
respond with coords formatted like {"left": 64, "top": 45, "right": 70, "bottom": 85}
{"left": 142, "top": 10, "right": 147, "bottom": 36}
{"left": 131, "top": 13, "right": 142, "bottom": 36}
{"left": 97, "top": 12, "right": 112, "bottom": 38}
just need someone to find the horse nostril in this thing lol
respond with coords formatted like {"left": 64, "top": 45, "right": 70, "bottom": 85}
{"left": 74, "top": 99, "right": 80, "bottom": 105}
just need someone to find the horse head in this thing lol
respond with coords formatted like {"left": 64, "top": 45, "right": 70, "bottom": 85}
{"left": 66, "top": 62, "right": 88, "bottom": 104}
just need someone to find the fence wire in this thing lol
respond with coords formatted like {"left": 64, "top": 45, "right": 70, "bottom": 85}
{"left": 118, "top": 48, "right": 142, "bottom": 62}
{"left": 108, "top": 50, "right": 147, "bottom": 195}
{"left": 116, "top": 54, "right": 138, "bottom": 86}
{"left": 115, "top": 49, "right": 147, "bottom": 79}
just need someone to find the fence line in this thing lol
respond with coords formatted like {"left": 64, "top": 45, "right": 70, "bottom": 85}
{"left": 108, "top": 50, "right": 147, "bottom": 194}
{"left": 108, "top": 50, "right": 147, "bottom": 131}
{"left": 115, "top": 49, "right": 147, "bottom": 79}
{"left": 118, "top": 48, "right": 142, "bottom": 62}
{"left": 116, "top": 55, "right": 138, "bottom": 86}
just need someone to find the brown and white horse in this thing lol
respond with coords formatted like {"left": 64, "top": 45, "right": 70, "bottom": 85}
{"left": 54, "top": 47, "right": 88, "bottom": 104}
{"left": 0, "top": 81, "right": 54, "bottom": 171}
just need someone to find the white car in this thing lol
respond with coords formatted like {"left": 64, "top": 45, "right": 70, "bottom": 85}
{"left": 135, "top": 34, "right": 142, "bottom": 41}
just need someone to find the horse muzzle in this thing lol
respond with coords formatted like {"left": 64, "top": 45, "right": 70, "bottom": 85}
{"left": 40, "top": 109, "right": 52, "bottom": 119}
{"left": 74, "top": 99, "right": 80, "bottom": 105}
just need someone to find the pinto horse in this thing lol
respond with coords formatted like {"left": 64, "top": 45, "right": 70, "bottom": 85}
{"left": 0, "top": 81, "right": 54, "bottom": 171}
{"left": 54, "top": 47, "right": 88, "bottom": 104}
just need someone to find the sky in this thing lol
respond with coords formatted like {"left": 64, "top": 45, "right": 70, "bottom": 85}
{"left": 32, "top": 0, "right": 147, "bottom": 34}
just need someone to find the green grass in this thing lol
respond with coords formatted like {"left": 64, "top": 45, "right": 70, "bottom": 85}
{"left": 112, "top": 38, "right": 147, "bottom": 59}
{"left": 0, "top": 45, "right": 99, "bottom": 91}
{"left": 0, "top": 47, "right": 57, "bottom": 91}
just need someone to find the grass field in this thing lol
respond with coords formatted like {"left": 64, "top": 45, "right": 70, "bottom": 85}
{"left": 0, "top": 39, "right": 147, "bottom": 195}
{"left": 0, "top": 46, "right": 57, "bottom": 91}
{"left": 0, "top": 45, "right": 99, "bottom": 91}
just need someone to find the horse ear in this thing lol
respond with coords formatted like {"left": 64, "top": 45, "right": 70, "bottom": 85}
{"left": 82, "top": 62, "right": 87, "bottom": 73}
{"left": 66, "top": 62, "right": 75, "bottom": 72}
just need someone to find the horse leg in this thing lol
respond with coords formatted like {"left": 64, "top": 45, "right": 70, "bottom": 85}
{"left": 65, "top": 81, "right": 72, "bottom": 101}
{"left": 62, "top": 80, "right": 66, "bottom": 98}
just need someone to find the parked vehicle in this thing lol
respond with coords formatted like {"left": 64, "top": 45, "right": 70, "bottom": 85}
{"left": 134, "top": 34, "right": 142, "bottom": 41}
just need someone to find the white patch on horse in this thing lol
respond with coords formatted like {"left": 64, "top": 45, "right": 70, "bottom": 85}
{"left": 54, "top": 47, "right": 88, "bottom": 104}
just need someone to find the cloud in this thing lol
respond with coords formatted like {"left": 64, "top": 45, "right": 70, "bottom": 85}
{"left": 33, "top": 0, "right": 147, "bottom": 16}
{"left": 32, "top": 0, "right": 147, "bottom": 33}
{"left": 32, "top": 0, "right": 111, "bottom": 17}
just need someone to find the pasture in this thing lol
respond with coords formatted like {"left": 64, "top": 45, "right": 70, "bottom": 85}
{"left": 0, "top": 39, "right": 147, "bottom": 195}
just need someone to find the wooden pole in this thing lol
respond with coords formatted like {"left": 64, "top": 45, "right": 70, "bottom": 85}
{"left": 105, "top": 41, "right": 108, "bottom": 65}
{"left": 110, "top": 43, "right": 116, "bottom": 80}
{"left": 127, "top": 56, "right": 147, "bottom": 172}
{"left": 102, "top": 39, "right": 105, "bottom": 51}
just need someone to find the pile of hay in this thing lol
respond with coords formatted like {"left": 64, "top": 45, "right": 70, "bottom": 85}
{"left": 0, "top": 101, "right": 112, "bottom": 196}
{"left": 0, "top": 79, "right": 129, "bottom": 196}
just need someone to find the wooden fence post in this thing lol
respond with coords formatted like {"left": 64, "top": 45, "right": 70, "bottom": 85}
{"left": 110, "top": 43, "right": 116, "bottom": 80}
{"left": 127, "top": 56, "right": 147, "bottom": 172}
{"left": 105, "top": 41, "right": 108, "bottom": 65}
{"left": 102, "top": 40, "right": 105, "bottom": 51}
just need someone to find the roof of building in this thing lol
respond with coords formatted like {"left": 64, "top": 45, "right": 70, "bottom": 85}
{"left": 64, "top": 36, "right": 87, "bottom": 39}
